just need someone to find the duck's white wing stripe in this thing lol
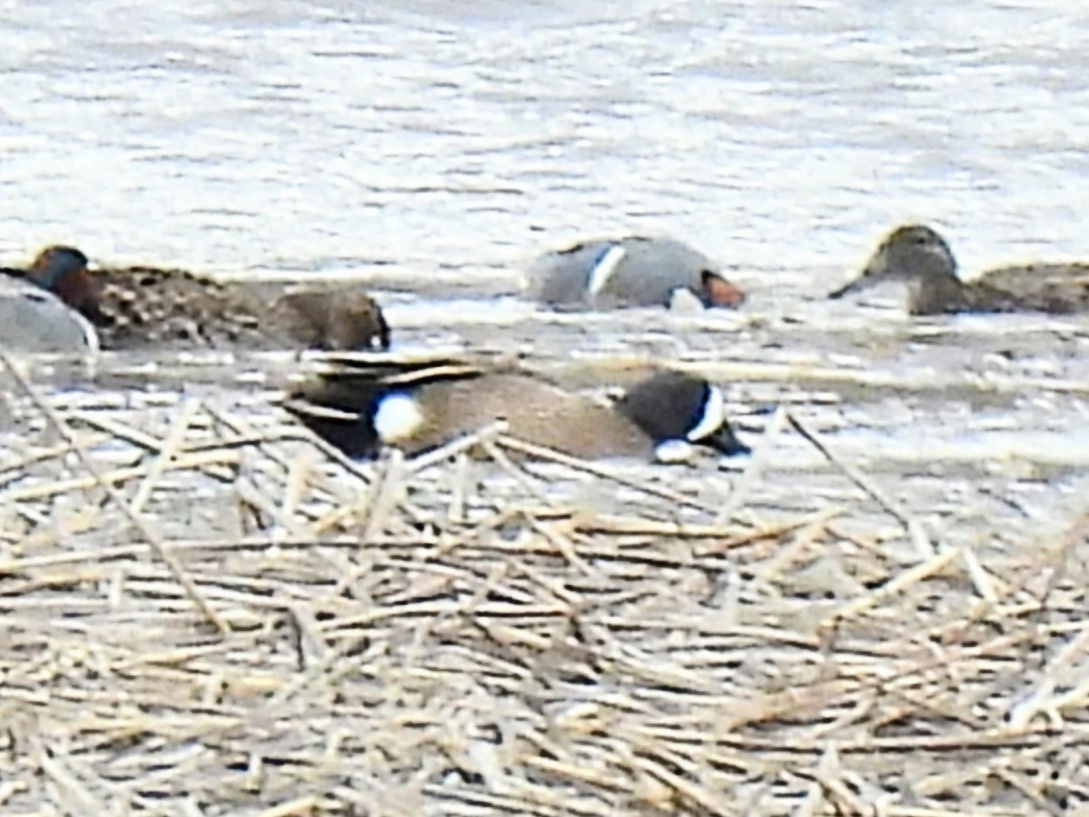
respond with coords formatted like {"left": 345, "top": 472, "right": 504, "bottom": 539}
{"left": 587, "top": 245, "right": 626, "bottom": 298}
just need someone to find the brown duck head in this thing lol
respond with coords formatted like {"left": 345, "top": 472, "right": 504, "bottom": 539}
{"left": 22, "top": 245, "right": 103, "bottom": 318}
{"left": 698, "top": 269, "right": 746, "bottom": 308}
{"left": 272, "top": 288, "right": 391, "bottom": 351}
{"left": 830, "top": 224, "right": 959, "bottom": 300}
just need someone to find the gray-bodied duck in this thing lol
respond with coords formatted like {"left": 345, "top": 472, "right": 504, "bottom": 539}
{"left": 525, "top": 236, "right": 745, "bottom": 310}
{"left": 0, "top": 272, "right": 98, "bottom": 352}
{"left": 2, "top": 245, "right": 390, "bottom": 351}
{"left": 286, "top": 356, "right": 750, "bottom": 462}
{"left": 830, "top": 224, "right": 1089, "bottom": 315}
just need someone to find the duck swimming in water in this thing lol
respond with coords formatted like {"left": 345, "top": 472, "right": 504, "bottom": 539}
{"left": 3, "top": 245, "right": 390, "bottom": 351}
{"left": 525, "top": 236, "right": 745, "bottom": 310}
{"left": 0, "top": 269, "right": 98, "bottom": 353}
{"left": 830, "top": 224, "right": 1089, "bottom": 316}
{"left": 286, "top": 355, "right": 750, "bottom": 462}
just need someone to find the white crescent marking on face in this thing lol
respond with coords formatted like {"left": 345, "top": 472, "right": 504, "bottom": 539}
{"left": 374, "top": 392, "right": 424, "bottom": 443}
{"left": 686, "top": 384, "right": 725, "bottom": 442}
{"left": 587, "top": 245, "right": 627, "bottom": 298}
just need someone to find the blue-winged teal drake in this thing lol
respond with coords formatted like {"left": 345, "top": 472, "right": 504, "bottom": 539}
{"left": 830, "top": 224, "right": 1089, "bottom": 315}
{"left": 525, "top": 237, "right": 745, "bottom": 310}
{"left": 2, "top": 245, "right": 390, "bottom": 351}
{"left": 287, "top": 357, "right": 750, "bottom": 462}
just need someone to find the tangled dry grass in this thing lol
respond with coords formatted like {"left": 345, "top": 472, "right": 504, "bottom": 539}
{"left": 1, "top": 345, "right": 1088, "bottom": 817}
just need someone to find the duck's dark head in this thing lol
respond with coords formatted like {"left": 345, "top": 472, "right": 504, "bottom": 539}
{"left": 25, "top": 245, "right": 100, "bottom": 314}
{"left": 615, "top": 370, "right": 750, "bottom": 458}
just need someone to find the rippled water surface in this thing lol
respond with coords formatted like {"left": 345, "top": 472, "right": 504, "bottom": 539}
{"left": 4, "top": 11, "right": 1089, "bottom": 814}
{"left": 4, "top": 0, "right": 1089, "bottom": 278}
{"left": 2, "top": 0, "right": 1089, "bottom": 534}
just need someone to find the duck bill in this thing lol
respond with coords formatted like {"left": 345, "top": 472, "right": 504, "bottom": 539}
{"left": 701, "top": 271, "right": 746, "bottom": 308}
{"left": 828, "top": 247, "right": 889, "bottom": 299}
{"left": 705, "top": 423, "right": 751, "bottom": 457}
{"left": 828, "top": 276, "right": 869, "bottom": 299}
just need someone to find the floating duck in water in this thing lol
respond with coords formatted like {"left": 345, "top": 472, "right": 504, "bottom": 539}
{"left": 0, "top": 272, "right": 98, "bottom": 353}
{"left": 286, "top": 355, "right": 750, "bottom": 462}
{"left": 525, "top": 236, "right": 745, "bottom": 310}
{"left": 2, "top": 245, "right": 390, "bottom": 351}
{"left": 830, "top": 224, "right": 1089, "bottom": 315}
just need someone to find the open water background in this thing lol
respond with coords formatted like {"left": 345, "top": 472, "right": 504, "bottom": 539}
{"left": 2, "top": 0, "right": 1088, "bottom": 544}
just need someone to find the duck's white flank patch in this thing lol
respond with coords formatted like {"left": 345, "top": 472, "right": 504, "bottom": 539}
{"left": 654, "top": 439, "right": 696, "bottom": 463}
{"left": 686, "top": 385, "right": 725, "bottom": 442}
{"left": 374, "top": 392, "right": 424, "bottom": 443}
{"left": 669, "top": 287, "right": 703, "bottom": 313}
{"left": 587, "top": 245, "right": 626, "bottom": 298}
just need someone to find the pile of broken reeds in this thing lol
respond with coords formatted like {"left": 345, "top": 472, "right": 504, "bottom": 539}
{"left": 1, "top": 349, "right": 1088, "bottom": 817}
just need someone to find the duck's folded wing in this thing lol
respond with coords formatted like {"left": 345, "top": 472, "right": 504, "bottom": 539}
{"left": 0, "top": 278, "right": 100, "bottom": 353}
{"left": 88, "top": 266, "right": 261, "bottom": 346}
{"left": 287, "top": 351, "right": 517, "bottom": 415}
{"left": 982, "top": 262, "right": 1089, "bottom": 314}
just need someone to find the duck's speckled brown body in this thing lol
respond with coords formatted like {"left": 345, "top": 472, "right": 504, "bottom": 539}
{"left": 86, "top": 264, "right": 390, "bottom": 351}
{"left": 4, "top": 246, "right": 390, "bottom": 351}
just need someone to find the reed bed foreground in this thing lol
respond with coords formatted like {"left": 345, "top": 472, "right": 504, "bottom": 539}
{"left": 0, "top": 352, "right": 1087, "bottom": 817}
